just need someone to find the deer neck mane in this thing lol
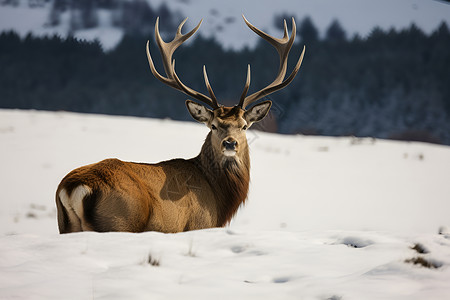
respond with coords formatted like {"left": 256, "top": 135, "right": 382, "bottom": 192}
{"left": 193, "top": 132, "right": 250, "bottom": 226}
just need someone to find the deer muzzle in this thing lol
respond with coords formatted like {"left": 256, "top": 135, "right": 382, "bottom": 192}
{"left": 222, "top": 139, "right": 237, "bottom": 156}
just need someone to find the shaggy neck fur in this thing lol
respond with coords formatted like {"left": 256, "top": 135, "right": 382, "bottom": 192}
{"left": 193, "top": 132, "right": 250, "bottom": 226}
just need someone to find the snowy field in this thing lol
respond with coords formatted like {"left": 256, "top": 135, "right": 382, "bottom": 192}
{"left": 1, "top": 109, "right": 450, "bottom": 299}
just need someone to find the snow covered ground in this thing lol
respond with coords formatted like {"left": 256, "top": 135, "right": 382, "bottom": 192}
{"left": 1, "top": 109, "right": 450, "bottom": 299}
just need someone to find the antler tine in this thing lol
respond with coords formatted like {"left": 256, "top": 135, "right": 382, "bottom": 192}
{"left": 242, "top": 15, "right": 290, "bottom": 47}
{"left": 246, "top": 46, "right": 305, "bottom": 106}
{"left": 282, "top": 19, "right": 289, "bottom": 39}
{"left": 169, "top": 61, "right": 219, "bottom": 109}
{"left": 238, "top": 64, "right": 251, "bottom": 108}
{"left": 154, "top": 17, "right": 202, "bottom": 78}
{"left": 147, "top": 17, "right": 220, "bottom": 109}
{"left": 146, "top": 40, "right": 175, "bottom": 89}
{"left": 203, "top": 66, "right": 219, "bottom": 108}
{"left": 241, "top": 15, "right": 304, "bottom": 109}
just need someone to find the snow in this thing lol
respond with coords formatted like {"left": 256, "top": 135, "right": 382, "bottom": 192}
{"left": 1, "top": 0, "right": 450, "bottom": 51}
{"left": 1, "top": 109, "right": 450, "bottom": 299}
{"left": 2, "top": 230, "right": 450, "bottom": 299}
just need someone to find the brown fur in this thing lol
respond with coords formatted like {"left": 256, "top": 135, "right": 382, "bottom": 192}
{"left": 193, "top": 131, "right": 250, "bottom": 226}
{"left": 56, "top": 106, "right": 254, "bottom": 233}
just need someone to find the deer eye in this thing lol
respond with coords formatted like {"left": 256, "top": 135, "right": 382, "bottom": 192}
{"left": 211, "top": 124, "right": 217, "bottom": 130}
{"left": 242, "top": 125, "right": 248, "bottom": 130}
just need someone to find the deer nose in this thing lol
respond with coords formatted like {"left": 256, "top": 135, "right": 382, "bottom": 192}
{"left": 223, "top": 139, "right": 237, "bottom": 150}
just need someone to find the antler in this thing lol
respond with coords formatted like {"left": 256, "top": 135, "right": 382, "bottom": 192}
{"left": 146, "top": 17, "right": 220, "bottom": 109}
{"left": 238, "top": 15, "right": 305, "bottom": 109}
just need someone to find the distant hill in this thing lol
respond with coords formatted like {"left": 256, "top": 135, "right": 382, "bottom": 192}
{"left": 1, "top": 0, "right": 450, "bottom": 50}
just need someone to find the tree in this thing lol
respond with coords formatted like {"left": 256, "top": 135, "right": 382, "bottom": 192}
{"left": 48, "top": 3, "right": 61, "bottom": 26}
{"left": 325, "top": 19, "right": 347, "bottom": 42}
{"left": 298, "top": 16, "right": 318, "bottom": 44}
{"left": 69, "top": 0, "right": 99, "bottom": 31}
{"left": 120, "top": 0, "right": 156, "bottom": 36}
{"left": 157, "top": 2, "right": 177, "bottom": 33}
{"left": 80, "top": 0, "right": 99, "bottom": 29}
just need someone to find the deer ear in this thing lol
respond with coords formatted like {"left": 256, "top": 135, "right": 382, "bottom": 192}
{"left": 186, "top": 100, "right": 213, "bottom": 124}
{"left": 244, "top": 100, "right": 272, "bottom": 126}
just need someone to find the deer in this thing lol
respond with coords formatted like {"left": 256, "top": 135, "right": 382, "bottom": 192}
{"left": 55, "top": 15, "right": 305, "bottom": 233}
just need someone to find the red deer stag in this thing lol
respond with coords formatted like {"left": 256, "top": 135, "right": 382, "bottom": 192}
{"left": 56, "top": 15, "right": 305, "bottom": 233}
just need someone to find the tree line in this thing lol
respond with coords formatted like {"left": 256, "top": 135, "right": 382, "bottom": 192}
{"left": 0, "top": 17, "right": 449, "bottom": 145}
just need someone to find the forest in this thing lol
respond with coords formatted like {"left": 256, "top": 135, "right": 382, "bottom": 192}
{"left": 0, "top": 6, "right": 449, "bottom": 144}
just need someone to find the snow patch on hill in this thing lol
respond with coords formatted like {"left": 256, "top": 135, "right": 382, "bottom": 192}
{"left": 1, "top": 0, "right": 450, "bottom": 50}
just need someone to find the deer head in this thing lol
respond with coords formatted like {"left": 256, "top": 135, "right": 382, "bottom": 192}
{"left": 146, "top": 15, "right": 305, "bottom": 162}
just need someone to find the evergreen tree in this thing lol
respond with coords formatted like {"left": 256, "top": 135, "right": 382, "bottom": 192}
{"left": 298, "top": 16, "right": 318, "bottom": 44}
{"left": 120, "top": 0, "right": 156, "bottom": 36}
{"left": 80, "top": 0, "right": 99, "bottom": 29}
{"left": 325, "top": 19, "right": 347, "bottom": 42}
{"left": 1, "top": 18, "right": 450, "bottom": 145}
{"left": 157, "top": 3, "right": 177, "bottom": 33}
